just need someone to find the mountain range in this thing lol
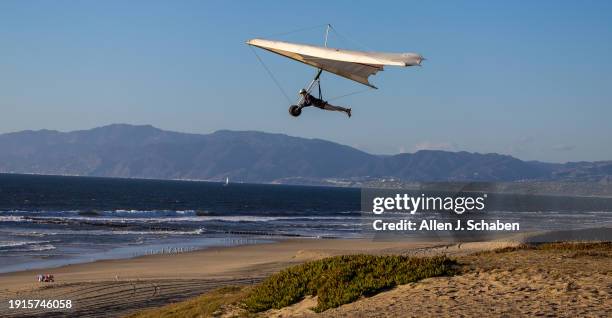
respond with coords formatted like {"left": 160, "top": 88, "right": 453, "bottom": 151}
{"left": 0, "top": 124, "right": 610, "bottom": 184}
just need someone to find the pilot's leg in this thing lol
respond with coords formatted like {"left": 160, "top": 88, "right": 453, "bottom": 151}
{"left": 322, "top": 103, "right": 352, "bottom": 117}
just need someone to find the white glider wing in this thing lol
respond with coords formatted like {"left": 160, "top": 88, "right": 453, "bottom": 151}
{"left": 247, "top": 38, "right": 424, "bottom": 88}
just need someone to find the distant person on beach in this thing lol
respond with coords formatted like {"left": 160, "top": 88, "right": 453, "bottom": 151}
{"left": 37, "top": 274, "right": 54, "bottom": 282}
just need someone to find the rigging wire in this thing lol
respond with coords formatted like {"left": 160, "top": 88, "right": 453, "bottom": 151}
{"left": 248, "top": 45, "right": 293, "bottom": 104}
{"left": 326, "top": 87, "right": 373, "bottom": 102}
{"left": 260, "top": 24, "right": 329, "bottom": 40}
{"left": 328, "top": 25, "right": 373, "bottom": 51}
{"left": 248, "top": 24, "right": 330, "bottom": 104}
{"left": 249, "top": 24, "right": 379, "bottom": 104}
{"left": 328, "top": 25, "right": 390, "bottom": 67}
{"left": 322, "top": 25, "right": 376, "bottom": 102}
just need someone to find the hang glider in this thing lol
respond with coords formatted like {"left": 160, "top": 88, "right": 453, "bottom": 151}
{"left": 246, "top": 25, "right": 424, "bottom": 118}
{"left": 246, "top": 38, "right": 424, "bottom": 88}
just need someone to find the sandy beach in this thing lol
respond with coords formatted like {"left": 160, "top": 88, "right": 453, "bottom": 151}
{"left": 0, "top": 239, "right": 447, "bottom": 290}
{"left": 278, "top": 243, "right": 612, "bottom": 317}
{"left": 1, "top": 238, "right": 610, "bottom": 318}
{"left": 0, "top": 239, "right": 479, "bottom": 317}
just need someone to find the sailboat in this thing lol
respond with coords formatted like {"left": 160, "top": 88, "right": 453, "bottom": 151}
{"left": 224, "top": 177, "right": 229, "bottom": 186}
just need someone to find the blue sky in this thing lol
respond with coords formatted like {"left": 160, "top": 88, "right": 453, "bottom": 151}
{"left": 1, "top": 1, "right": 611, "bottom": 162}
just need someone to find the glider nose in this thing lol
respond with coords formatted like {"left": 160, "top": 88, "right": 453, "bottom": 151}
{"left": 245, "top": 38, "right": 262, "bottom": 46}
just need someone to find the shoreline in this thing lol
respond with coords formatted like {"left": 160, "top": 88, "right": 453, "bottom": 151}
{"left": 2, "top": 236, "right": 608, "bottom": 317}
{"left": 2, "top": 227, "right": 608, "bottom": 280}
{"left": 0, "top": 238, "right": 451, "bottom": 317}
{"left": 0, "top": 238, "right": 483, "bottom": 317}
{"left": 0, "top": 236, "right": 275, "bottom": 275}
{"left": 0, "top": 238, "right": 510, "bottom": 294}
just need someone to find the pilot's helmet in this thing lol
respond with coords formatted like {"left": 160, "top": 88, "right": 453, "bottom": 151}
{"left": 298, "top": 89, "right": 307, "bottom": 95}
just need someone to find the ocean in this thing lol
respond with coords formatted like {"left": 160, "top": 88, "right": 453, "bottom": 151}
{"left": 0, "top": 174, "right": 361, "bottom": 273}
{"left": 1, "top": 174, "right": 611, "bottom": 273}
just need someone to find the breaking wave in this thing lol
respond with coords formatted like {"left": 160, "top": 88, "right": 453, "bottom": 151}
{"left": 0, "top": 240, "right": 56, "bottom": 252}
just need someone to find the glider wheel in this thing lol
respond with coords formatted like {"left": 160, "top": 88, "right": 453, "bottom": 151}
{"left": 289, "top": 105, "right": 302, "bottom": 117}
